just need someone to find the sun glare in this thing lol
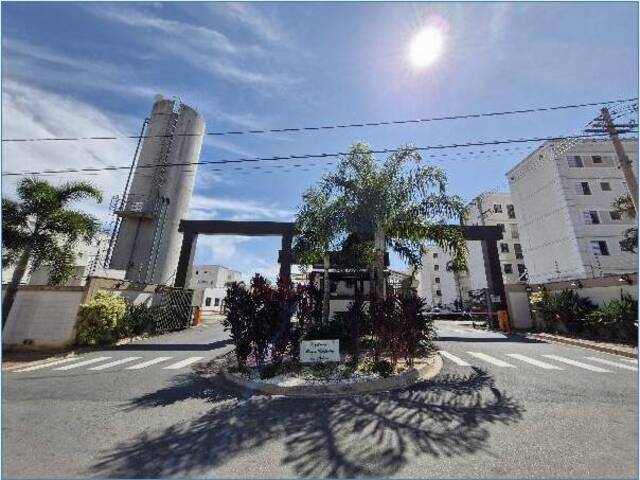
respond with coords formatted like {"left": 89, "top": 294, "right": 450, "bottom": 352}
{"left": 408, "top": 26, "right": 445, "bottom": 69}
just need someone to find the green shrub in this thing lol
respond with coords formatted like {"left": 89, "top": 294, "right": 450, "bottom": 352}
{"left": 121, "top": 302, "right": 158, "bottom": 337}
{"left": 76, "top": 292, "right": 127, "bottom": 345}
{"left": 371, "top": 359, "right": 394, "bottom": 377}
{"left": 586, "top": 292, "right": 638, "bottom": 343}
{"left": 534, "top": 289, "right": 596, "bottom": 333}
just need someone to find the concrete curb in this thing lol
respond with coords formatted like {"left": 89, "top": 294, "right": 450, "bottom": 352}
{"left": 517, "top": 332, "right": 638, "bottom": 359}
{"left": 205, "top": 354, "right": 443, "bottom": 398}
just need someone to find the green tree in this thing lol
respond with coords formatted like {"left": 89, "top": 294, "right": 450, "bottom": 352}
{"left": 295, "top": 142, "right": 468, "bottom": 306}
{"left": 612, "top": 194, "right": 637, "bottom": 253}
{"left": 293, "top": 187, "right": 343, "bottom": 325}
{"left": 2, "top": 178, "right": 103, "bottom": 326}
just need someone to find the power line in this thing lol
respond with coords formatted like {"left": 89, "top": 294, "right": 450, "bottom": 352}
{"left": 2, "top": 97, "right": 636, "bottom": 143}
{"left": 2, "top": 132, "right": 627, "bottom": 178}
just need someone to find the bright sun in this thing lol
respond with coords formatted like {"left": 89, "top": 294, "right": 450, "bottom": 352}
{"left": 408, "top": 26, "right": 445, "bottom": 69}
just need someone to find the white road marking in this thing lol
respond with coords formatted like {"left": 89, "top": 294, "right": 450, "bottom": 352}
{"left": 467, "top": 352, "right": 516, "bottom": 368}
{"left": 13, "top": 357, "right": 81, "bottom": 372}
{"left": 621, "top": 357, "right": 638, "bottom": 364}
{"left": 542, "top": 355, "right": 611, "bottom": 373}
{"left": 584, "top": 357, "right": 638, "bottom": 371}
{"left": 52, "top": 357, "right": 112, "bottom": 371}
{"left": 163, "top": 357, "right": 205, "bottom": 370}
{"left": 506, "top": 354, "right": 564, "bottom": 370}
{"left": 438, "top": 351, "right": 471, "bottom": 366}
{"left": 87, "top": 357, "right": 143, "bottom": 371}
{"left": 125, "top": 356, "right": 174, "bottom": 370}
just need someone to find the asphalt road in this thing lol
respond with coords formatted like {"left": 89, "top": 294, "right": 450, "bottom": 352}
{"left": 2, "top": 319, "right": 637, "bottom": 479}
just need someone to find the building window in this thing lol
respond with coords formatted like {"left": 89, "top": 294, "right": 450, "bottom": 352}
{"left": 590, "top": 240, "right": 610, "bottom": 256}
{"left": 576, "top": 182, "right": 592, "bottom": 195}
{"left": 493, "top": 204, "right": 503, "bottom": 213}
{"left": 433, "top": 253, "right": 438, "bottom": 259}
{"left": 500, "top": 243, "right": 509, "bottom": 253}
{"left": 345, "top": 279, "right": 354, "bottom": 288}
{"left": 568, "top": 155, "right": 584, "bottom": 167}
{"left": 506, "top": 204, "right": 516, "bottom": 219}
{"left": 510, "top": 224, "right": 519, "bottom": 239}
{"left": 514, "top": 243, "right": 523, "bottom": 259}
{"left": 434, "top": 264, "right": 439, "bottom": 271}
{"left": 592, "top": 155, "right": 603, "bottom": 164}
{"left": 435, "top": 277, "right": 441, "bottom": 283}
{"left": 583, "top": 210, "right": 600, "bottom": 224}
{"left": 436, "top": 290, "right": 442, "bottom": 297}
{"left": 503, "top": 264, "right": 513, "bottom": 274}
{"left": 496, "top": 223, "right": 505, "bottom": 233}
{"left": 600, "top": 182, "right": 612, "bottom": 191}
{"left": 610, "top": 211, "right": 622, "bottom": 221}
{"left": 205, "top": 297, "right": 211, "bottom": 307}
{"left": 517, "top": 264, "right": 526, "bottom": 275}
{"left": 214, "top": 298, "right": 220, "bottom": 306}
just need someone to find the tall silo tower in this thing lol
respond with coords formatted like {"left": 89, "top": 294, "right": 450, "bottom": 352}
{"left": 108, "top": 96, "right": 205, "bottom": 285}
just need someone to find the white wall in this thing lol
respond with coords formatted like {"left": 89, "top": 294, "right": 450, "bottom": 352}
{"left": 417, "top": 245, "right": 460, "bottom": 308}
{"left": 2, "top": 287, "right": 84, "bottom": 348}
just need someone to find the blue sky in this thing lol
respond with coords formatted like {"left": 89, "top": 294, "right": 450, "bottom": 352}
{"left": 2, "top": 2, "right": 638, "bottom": 280}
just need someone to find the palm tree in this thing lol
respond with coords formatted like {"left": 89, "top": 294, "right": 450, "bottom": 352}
{"left": 293, "top": 187, "right": 343, "bottom": 325}
{"left": 322, "top": 143, "right": 468, "bottom": 302}
{"left": 2, "top": 178, "right": 103, "bottom": 326}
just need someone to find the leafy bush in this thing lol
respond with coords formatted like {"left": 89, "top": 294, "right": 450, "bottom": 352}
{"left": 533, "top": 289, "right": 596, "bottom": 333}
{"left": 223, "top": 274, "right": 300, "bottom": 369}
{"left": 371, "top": 359, "right": 394, "bottom": 377}
{"left": 76, "top": 292, "right": 127, "bottom": 345}
{"left": 371, "top": 291, "right": 435, "bottom": 367}
{"left": 120, "top": 302, "right": 159, "bottom": 337}
{"left": 586, "top": 292, "right": 638, "bottom": 343}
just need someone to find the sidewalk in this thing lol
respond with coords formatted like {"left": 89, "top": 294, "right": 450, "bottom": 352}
{"left": 522, "top": 331, "right": 638, "bottom": 359}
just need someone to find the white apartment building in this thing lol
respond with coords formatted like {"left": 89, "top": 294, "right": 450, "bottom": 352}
{"left": 463, "top": 192, "right": 527, "bottom": 290}
{"left": 188, "top": 265, "right": 242, "bottom": 289}
{"left": 2, "top": 232, "right": 113, "bottom": 286}
{"left": 507, "top": 138, "right": 637, "bottom": 283}
{"left": 417, "top": 244, "right": 464, "bottom": 308}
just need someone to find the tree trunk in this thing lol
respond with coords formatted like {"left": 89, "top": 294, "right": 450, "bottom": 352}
{"left": 374, "top": 226, "right": 386, "bottom": 302}
{"left": 322, "top": 253, "right": 331, "bottom": 326}
{"left": 2, "top": 247, "right": 31, "bottom": 330}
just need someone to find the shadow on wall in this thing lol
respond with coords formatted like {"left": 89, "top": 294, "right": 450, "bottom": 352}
{"left": 91, "top": 368, "right": 524, "bottom": 478}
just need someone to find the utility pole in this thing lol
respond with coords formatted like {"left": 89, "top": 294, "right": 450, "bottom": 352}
{"left": 588, "top": 108, "right": 638, "bottom": 210}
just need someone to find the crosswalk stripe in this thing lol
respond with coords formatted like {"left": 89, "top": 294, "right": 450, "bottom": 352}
{"left": 542, "top": 355, "right": 611, "bottom": 372}
{"left": 125, "top": 356, "right": 174, "bottom": 370}
{"left": 162, "top": 357, "right": 205, "bottom": 370}
{"left": 13, "top": 357, "right": 81, "bottom": 373}
{"left": 621, "top": 358, "right": 638, "bottom": 364}
{"left": 467, "top": 352, "right": 516, "bottom": 368}
{"left": 52, "top": 357, "right": 112, "bottom": 371}
{"left": 439, "top": 351, "right": 471, "bottom": 366}
{"left": 585, "top": 357, "right": 638, "bottom": 371}
{"left": 506, "top": 354, "right": 564, "bottom": 370}
{"left": 87, "top": 357, "right": 143, "bottom": 371}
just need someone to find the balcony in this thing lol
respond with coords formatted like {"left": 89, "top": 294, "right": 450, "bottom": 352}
{"left": 114, "top": 194, "right": 157, "bottom": 219}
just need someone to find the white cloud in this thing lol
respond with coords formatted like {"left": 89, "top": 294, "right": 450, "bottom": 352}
{"left": 2, "top": 80, "right": 138, "bottom": 225}
{"left": 215, "top": 3, "right": 286, "bottom": 44}
{"left": 88, "top": 5, "right": 298, "bottom": 91}
{"left": 3, "top": 37, "right": 162, "bottom": 100}
{"left": 189, "top": 194, "right": 294, "bottom": 221}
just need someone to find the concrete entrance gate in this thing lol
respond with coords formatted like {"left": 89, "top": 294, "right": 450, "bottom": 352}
{"left": 174, "top": 221, "right": 505, "bottom": 311}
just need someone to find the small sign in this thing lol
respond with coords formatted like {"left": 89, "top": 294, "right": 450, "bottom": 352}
{"left": 490, "top": 294, "right": 502, "bottom": 303}
{"left": 300, "top": 339, "right": 340, "bottom": 364}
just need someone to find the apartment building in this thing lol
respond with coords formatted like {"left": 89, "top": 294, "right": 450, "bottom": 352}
{"left": 506, "top": 138, "right": 637, "bottom": 283}
{"left": 188, "top": 265, "right": 242, "bottom": 289}
{"left": 463, "top": 192, "right": 527, "bottom": 291}
{"left": 2, "top": 232, "right": 112, "bottom": 286}
{"left": 417, "top": 244, "right": 464, "bottom": 308}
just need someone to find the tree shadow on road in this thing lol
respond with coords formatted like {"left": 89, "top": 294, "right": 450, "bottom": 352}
{"left": 91, "top": 367, "right": 524, "bottom": 478}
